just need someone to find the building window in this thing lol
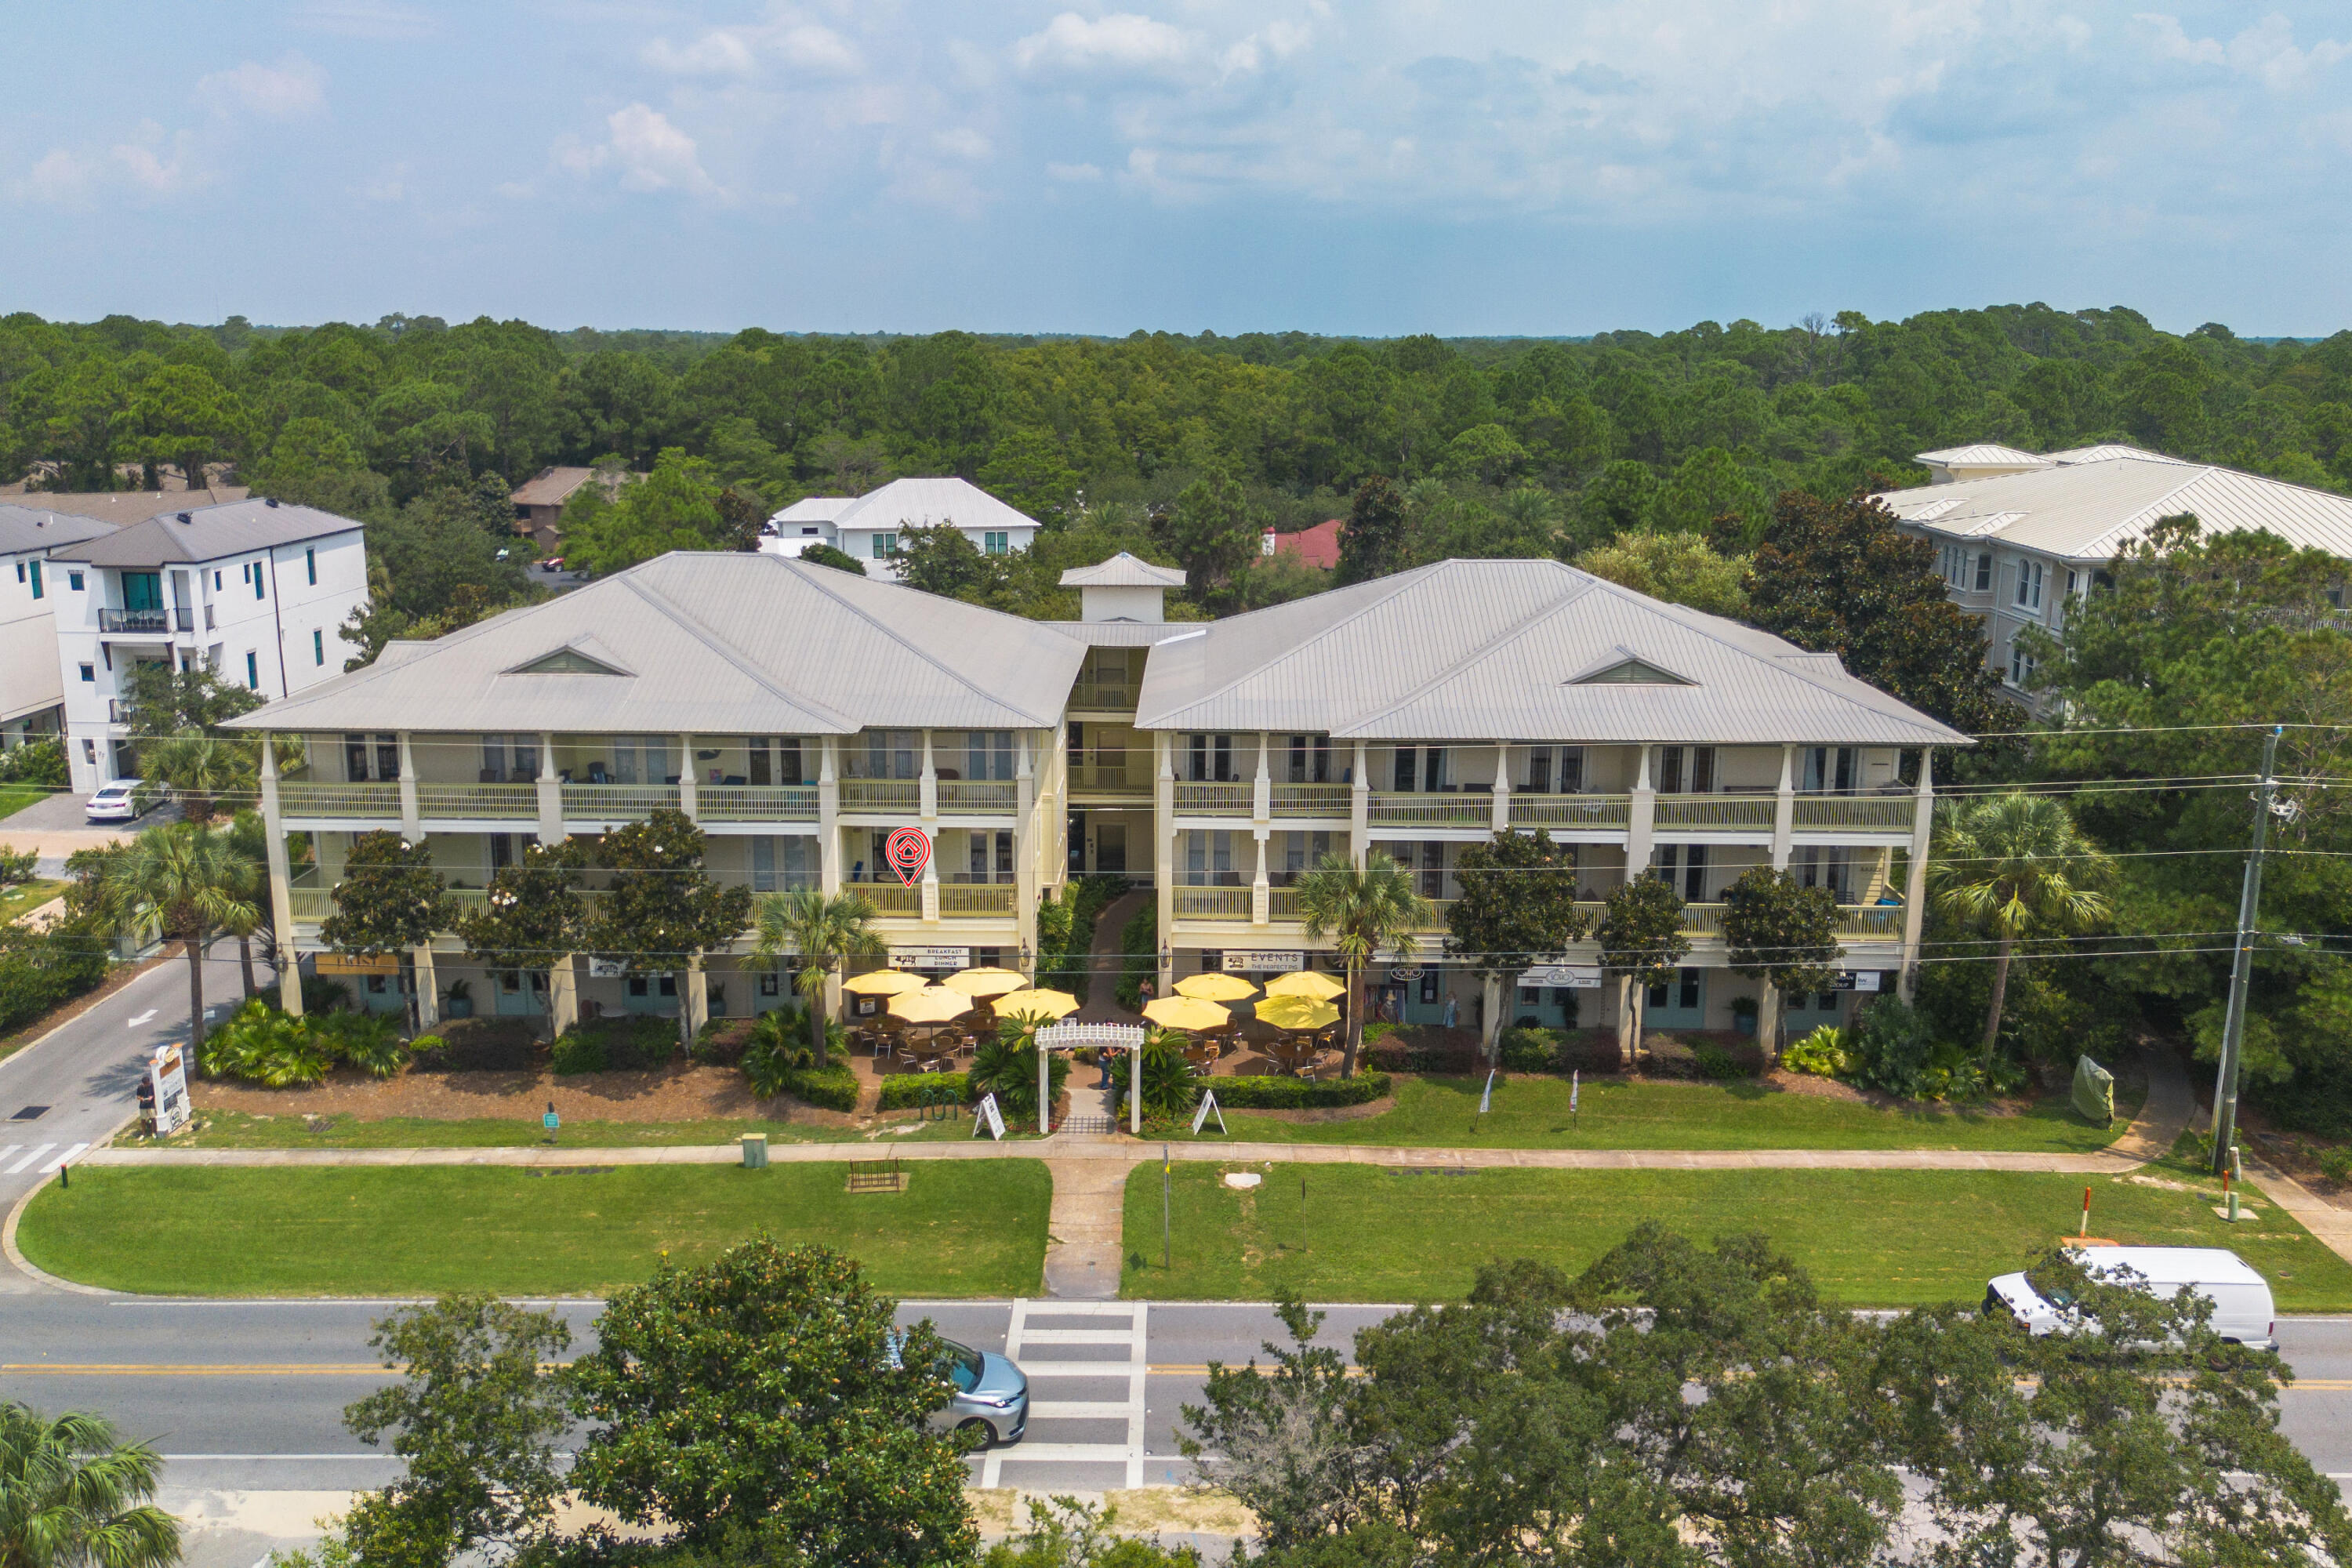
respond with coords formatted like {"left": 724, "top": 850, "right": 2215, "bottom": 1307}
{"left": 245, "top": 651, "right": 259, "bottom": 689}
{"left": 24, "top": 561, "right": 40, "bottom": 599}
{"left": 253, "top": 561, "right": 266, "bottom": 600}
{"left": 78, "top": 663, "right": 94, "bottom": 683}
{"left": 2015, "top": 559, "right": 2042, "bottom": 609}
{"left": 1973, "top": 553, "right": 1992, "bottom": 592}
{"left": 2064, "top": 568, "right": 2079, "bottom": 598}
{"left": 68, "top": 571, "right": 83, "bottom": 591}
{"left": 982, "top": 531, "right": 1008, "bottom": 555}
{"left": 871, "top": 533, "right": 898, "bottom": 559}
{"left": 2009, "top": 644, "right": 2038, "bottom": 688}
{"left": 305, "top": 546, "right": 317, "bottom": 586}
{"left": 212, "top": 570, "right": 222, "bottom": 591}
{"left": 313, "top": 628, "right": 325, "bottom": 666}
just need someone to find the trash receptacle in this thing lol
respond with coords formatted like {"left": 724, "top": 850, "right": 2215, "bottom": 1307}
{"left": 741, "top": 1133, "right": 768, "bottom": 1170}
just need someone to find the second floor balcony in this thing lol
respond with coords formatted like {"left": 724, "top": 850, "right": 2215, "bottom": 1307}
{"left": 99, "top": 607, "right": 195, "bottom": 634}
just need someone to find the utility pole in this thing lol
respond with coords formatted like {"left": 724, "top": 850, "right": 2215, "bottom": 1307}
{"left": 2210, "top": 725, "right": 2281, "bottom": 1175}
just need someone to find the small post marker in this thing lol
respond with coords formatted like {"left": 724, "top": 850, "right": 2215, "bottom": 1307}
{"left": 543, "top": 1102, "right": 561, "bottom": 1144}
{"left": 1162, "top": 1144, "right": 1172, "bottom": 1272}
{"left": 2079, "top": 1185, "right": 2092, "bottom": 1239}
{"left": 1570, "top": 1068, "right": 1580, "bottom": 1120}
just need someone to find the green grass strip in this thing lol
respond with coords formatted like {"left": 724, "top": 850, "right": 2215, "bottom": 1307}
{"left": 22, "top": 1161, "right": 1051, "bottom": 1298}
{"left": 1171, "top": 1074, "right": 2143, "bottom": 1153}
{"left": 176, "top": 1109, "right": 1004, "bottom": 1149}
{"left": 1120, "top": 1162, "right": 2352, "bottom": 1310}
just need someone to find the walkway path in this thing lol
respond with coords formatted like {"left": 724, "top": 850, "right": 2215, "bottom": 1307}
{"left": 1075, "top": 891, "right": 1146, "bottom": 1024}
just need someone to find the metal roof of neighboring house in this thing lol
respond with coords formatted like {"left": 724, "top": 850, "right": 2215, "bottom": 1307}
{"left": 768, "top": 495, "right": 858, "bottom": 525}
{"left": 221, "top": 550, "right": 1089, "bottom": 737}
{"left": 1915, "top": 444, "right": 2048, "bottom": 469}
{"left": 510, "top": 466, "right": 636, "bottom": 508}
{"left": 832, "top": 477, "right": 1041, "bottom": 537}
{"left": 1264, "top": 519, "right": 1342, "bottom": 571}
{"left": 1043, "top": 620, "right": 1207, "bottom": 648}
{"left": 1133, "top": 557, "right": 1969, "bottom": 746}
{"left": 0, "top": 504, "right": 118, "bottom": 556}
{"left": 0, "top": 488, "right": 249, "bottom": 525}
{"left": 55, "top": 498, "right": 364, "bottom": 568}
{"left": 1878, "top": 446, "right": 2352, "bottom": 561}
{"left": 1059, "top": 552, "right": 1185, "bottom": 588}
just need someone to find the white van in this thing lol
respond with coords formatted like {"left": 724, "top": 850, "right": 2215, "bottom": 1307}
{"left": 1984, "top": 1247, "right": 2276, "bottom": 1350}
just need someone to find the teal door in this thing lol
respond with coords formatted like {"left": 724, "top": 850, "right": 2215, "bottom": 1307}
{"left": 1644, "top": 967, "right": 1706, "bottom": 1029}
{"left": 122, "top": 572, "right": 162, "bottom": 611}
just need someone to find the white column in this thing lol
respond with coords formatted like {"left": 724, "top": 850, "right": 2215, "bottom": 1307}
{"left": 818, "top": 737, "right": 841, "bottom": 897}
{"left": 1490, "top": 741, "right": 1511, "bottom": 833}
{"left": 535, "top": 732, "right": 562, "bottom": 844}
{"left": 1771, "top": 743, "right": 1795, "bottom": 871}
{"left": 1625, "top": 745, "right": 1656, "bottom": 885}
{"left": 920, "top": 828, "right": 940, "bottom": 924}
{"left": 1899, "top": 749, "right": 1935, "bottom": 1002}
{"left": 683, "top": 955, "right": 708, "bottom": 1041}
{"left": 1014, "top": 731, "right": 1038, "bottom": 956}
{"left": 677, "top": 734, "right": 699, "bottom": 821}
{"left": 1131, "top": 1039, "right": 1142, "bottom": 1134}
{"left": 549, "top": 955, "right": 579, "bottom": 1037}
{"left": 1350, "top": 740, "right": 1370, "bottom": 869}
{"left": 1251, "top": 829, "right": 1271, "bottom": 926}
{"left": 413, "top": 943, "right": 439, "bottom": 1029}
{"left": 1155, "top": 731, "right": 1175, "bottom": 994}
{"left": 1037, "top": 1041, "right": 1052, "bottom": 1136}
{"left": 396, "top": 731, "right": 420, "bottom": 839}
{"left": 1253, "top": 731, "right": 1272, "bottom": 823}
{"left": 919, "top": 729, "right": 938, "bottom": 818}
{"left": 260, "top": 731, "right": 302, "bottom": 1018}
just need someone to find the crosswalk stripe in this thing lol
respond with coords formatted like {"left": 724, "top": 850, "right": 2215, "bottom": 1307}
{"left": 985, "top": 1298, "right": 1151, "bottom": 1490}
{"left": 5, "top": 1144, "right": 55, "bottom": 1176}
{"left": 0, "top": 1147, "right": 19, "bottom": 1168}
{"left": 40, "top": 1142, "right": 90, "bottom": 1174}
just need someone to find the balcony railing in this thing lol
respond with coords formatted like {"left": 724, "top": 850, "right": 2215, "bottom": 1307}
{"left": 1269, "top": 887, "right": 1301, "bottom": 921}
{"left": 1068, "top": 764, "right": 1149, "bottom": 798}
{"left": 289, "top": 887, "right": 332, "bottom": 923}
{"left": 851, "top": 882, "right": 922, "bottom": 916}
{"left": 1174, "top": 781, "right": 1252, "bottom": 815}
{"left": 561, "top": 783, "right": 680, "bottom": 819}
{"left": 1653, "top": 794, "right": 1776, "bottom": 831}
{"left": 840, "top": 779, "right": 919, "bottom": 815}
{"left": 1508, "top": 793, "right": 1631, "bottom": 830}
{"left": 1068, "top": 678, "right": 1138, "bottom": 711}
{"left": 1271, "top": 783, "right": 1351, "bottom": 818}
{"left": 278, "top": 781, "right": 400, "bottom": 818}
{"left": 1835, "top": 905, "right": 1905, "bottom": 939}
{"left": 1367, "top": 792, "right": 1493, "bottom": 828}
{"left": 698, "top": 785, "right": 818, "bottom": 822}
{"left": 938, "top": 779, "right": 1018, "bottom": 814}
{"left": 414, "top": 783, "right": 538, "bottom": 820}
{"left": 1173, "top": 885, "right": 1251, "bottom": 919}
{"left": 1410, "top": 897, "right": 1458, "bottom": 933}
{"left": 1792, "top": 795, "right": 1915, "bottom": 833}
{"left": 938, "top": 883, "right": 1017, "bottom": 916}
{"left": 99, "top": 608, "right": 172, "bottom": 634}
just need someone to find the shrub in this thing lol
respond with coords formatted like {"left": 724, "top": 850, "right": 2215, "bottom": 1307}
{"left": 1213, "top": 1073, "right": 1391, "bottom": 1109}
{"left": 2320, "top": 1146, "right": 2352, "bottom": 1185}
{"left": 201, "top": 1000, "right": 335, "bottom": 1086}
{"left": 258, "top": 975, "right": 354, "bottom": 1015}
{"left": 776, "top": 1063, "right": 858, "bottom": 1111}
{"left": 550, "top": 1030, "right": 608, "bottom": 1076}
{"left": 1364, "top": 1031, "right": 1479, "bottom": 1075}
{"left": 879, "top": 1072, "right": 970, "bottom": 1111}
{"left": 969, "top": 1024, "right": 1070, "bottom": 1121}
{"left": 1692, "top": 1043, "right": 1749, "bottom": 1081}
{"left": 314, "top": 1010, "right": 412, "bottom": 1078}
{"left": 412, "top": 1018, "right": 540, "bottom": 1072}
{"left": 0, "top": 844, "right": 36, "bottom": 885}
{"left": 1497, "top": 1026, "right": 1566, "bottom": 1073}
{"left": 1853, "top": 997, "right": 1938, "bottom": 1100}
{"left": 691, "top": 1017, "right": 755, "bottom": 1065}
{"left": 409, "top": 1033, "right": 445, "bottom": 1055}
{"left": 0, "top": 738, "right": 68, "bottom": 789}
{"left": 1780, "top": 1025, "right": 1856, "bottom": 1079}
{"left": 1108, "top": 1033, "right": 1200, "bottom": 1119}
{"left": 551, "top": 1014, "right": 678, "bottom": 1075}
{"left": 1114, "top": 902, "right": 1156, "bottom": 1011}
{"left": 0, "top": 926, "right": 110, "bottom": 1035}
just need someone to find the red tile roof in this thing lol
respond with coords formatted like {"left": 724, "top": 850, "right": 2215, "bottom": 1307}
{"left": 1265, "top": 518, "right": 1341, "bottom": 571}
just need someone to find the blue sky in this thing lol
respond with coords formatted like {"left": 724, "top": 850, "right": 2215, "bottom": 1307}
{"left": 7, "top": 2, "right": 2350, "bottom": 336}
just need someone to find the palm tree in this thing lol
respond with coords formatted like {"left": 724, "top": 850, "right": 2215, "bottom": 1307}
{"left": 136, "top": 728, "right": 255, "bottom": 826}
{"left": 100, "top": 822, "right": 260, "bottom": 1059}
{"left": 751, "top": 887, "right": 884, "bottom": 1071}
{"left": 1294, "top": 850, "right": 1434, "bottom": 1078}
{"left": 1928, "top": 793, "right": 2116, "bottom": 1065}
{"left": 0, "top": 1403, "right": 181, "bottom": 1568}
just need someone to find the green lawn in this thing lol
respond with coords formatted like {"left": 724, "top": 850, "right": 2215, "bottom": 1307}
{"left": 21, "top": 1160, "right": 1052, "bottom": 1298}
{"left": 1176, "top": 1073, "right": 2143, "bottom": 1153}
{"left": 0, "top": 877, "right": 65, "bottom": 925}
{"left": 1121, "top": 1161, "right": 2352, "bottom": 1309}
{"left": 0, "top": 784, "right": 47, "bottom": 822}
{"left": 173, "top": 1108, "right": 1039, "bottom": 1149}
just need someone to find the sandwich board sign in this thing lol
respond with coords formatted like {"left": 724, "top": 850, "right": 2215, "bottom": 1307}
{"left": 1191, "top": 1088, "right": 1227, "bottom": 1136}
{"left": 974, "top": 1092, "right": 1007, "bottom": 1142}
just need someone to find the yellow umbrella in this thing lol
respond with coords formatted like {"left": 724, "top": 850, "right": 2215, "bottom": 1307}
{"left": 994, "top": 988, "right": 1080, "bottom": 1022}
{"left": 942, "top": 966, "right": 1029, "bottom": 998}
{"left": 1257, "top": 994, "right": 1341, "bottom": 1032}
{"left": 888, "top": 986, "right": 972, "bottom": 1024}
{"left": 1142, "top": 995, "right": 1230, "bottom": 1032}
{"left": 844, "top": 968, "right": 927, "bottom": 996}
{"left": 1262, "top": 970, "right": 1345, "bottom": 1001}
{"left": 1175, "top": 972, "right": 1258, "bottom": 1002}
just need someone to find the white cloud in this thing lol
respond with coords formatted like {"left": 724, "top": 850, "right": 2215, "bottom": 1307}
{"left": 361, "top": 162, "right": 409, "bottom": 202}
{"left": 935, "top": 126, "right": 993, "bottom": 161}
{"left": 2136, "top": 12, "right": 2350, "bottom": 89}
{"left": 643, "top": 18, "right": 861, "bottom": 78}
{"left": 16, "top": 123, "right": 201, "bottom": 205}
{"left": 1047, "top": 160, "right": 1104, "bottom": 181}
{"left": 198, "top": 54, "right": 327, "bottom": 118}
{"left": 1014, "top": 13, "right": 1194, "bottom": 76}
{"left": 557, "top": 103, "right": 725, "bottom": 199}
{"left": 287, "top": 1, "right": 435, "bottom": 41}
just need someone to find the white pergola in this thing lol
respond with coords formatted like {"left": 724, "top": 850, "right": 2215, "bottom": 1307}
{"left": 1033, "top": 1020, "right": 1148, "bottom": 1134}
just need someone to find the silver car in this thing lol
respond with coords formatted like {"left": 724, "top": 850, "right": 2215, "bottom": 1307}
{"left": 894, "top": 1331, "right": 1029, "bottom": 1446}
{"left": 86, "top": 779, "right": 146, "bottom": 822}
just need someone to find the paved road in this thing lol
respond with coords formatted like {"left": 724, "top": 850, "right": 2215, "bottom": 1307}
{"left": 0, "top": 944, "right": 256, "bottom": 1244}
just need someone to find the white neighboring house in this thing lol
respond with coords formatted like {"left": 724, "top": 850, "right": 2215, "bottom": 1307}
{"left": 49, "top": 498, "right": 370, "bottom": 793}
{"left": 1879, "top": 443, "right": 2352, "bottom": 713}
{"left": 758, "top": 477, "right": 1041, "bottom": 572}
{"left": 0, "top": 505, "right": 118, "bottom": 750}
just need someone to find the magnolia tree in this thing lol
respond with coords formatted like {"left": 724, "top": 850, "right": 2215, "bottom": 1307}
{"left": 453, "top": 839, "right": 586, "bottom": 1038}
{"left": 1445, "top": 829, "right": 1591, "bottom": 1062}
{"left": 1595, "top": 877, "right": 1689, "bottom": 1062}
{"left": 586, "top": 811, "right": 753, "bottom": 1044}
{"left": 321, "top": 830, "right": 449, "bottom": 1029}
{"left": 1720, "top": 865, "right": 1840, "bottom": 1060}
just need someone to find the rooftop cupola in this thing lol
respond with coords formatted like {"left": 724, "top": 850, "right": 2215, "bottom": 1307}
{"left": 1058, "top": 552, "right": 1186, "bottom": 623}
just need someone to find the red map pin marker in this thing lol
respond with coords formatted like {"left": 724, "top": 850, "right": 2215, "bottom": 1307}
{"left": 886, "top": 826, "right": 931, "bottom": 887}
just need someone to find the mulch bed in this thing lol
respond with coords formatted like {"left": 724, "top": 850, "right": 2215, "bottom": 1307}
{"left": 191, "top": 1059, "right": 822, "bottom": 1123}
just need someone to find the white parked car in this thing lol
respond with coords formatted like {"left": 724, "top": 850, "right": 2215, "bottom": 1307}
{"left": 85, "top": 779, "right": 147, "bottom": 823}
{"left": 1985, "top": 1247, "right": 2276, "bottom": 1349}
